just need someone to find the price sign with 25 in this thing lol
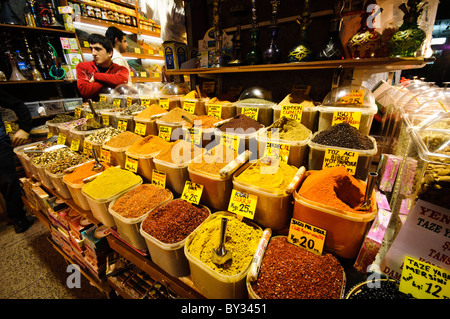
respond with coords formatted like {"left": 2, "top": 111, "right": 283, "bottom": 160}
{"left": 181, "top": 181, "right": 203, "bottom": 205}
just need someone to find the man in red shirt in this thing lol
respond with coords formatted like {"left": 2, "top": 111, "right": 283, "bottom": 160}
{"left": 76, "top": 33, "right": 129, "bottom": 101}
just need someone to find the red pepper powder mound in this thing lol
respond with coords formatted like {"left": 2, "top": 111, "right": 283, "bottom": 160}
{"left": 141, "top": 199, "right": 209, "bottom": 244}
{"left": 251, "top": 237, "right": 344, "bottom": 299}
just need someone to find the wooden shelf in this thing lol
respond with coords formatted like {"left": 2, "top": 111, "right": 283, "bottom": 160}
{"left": 166, "top": 57, "right": 433, "bottom": 75}
{"left": 106, "top": 235, "right": 206, "bottom": 299}
{"left": 0, "top": 23, "right": 77, "bottom": 36}
{"left": 80, "top": 47, "right": 163, "bottom": 60}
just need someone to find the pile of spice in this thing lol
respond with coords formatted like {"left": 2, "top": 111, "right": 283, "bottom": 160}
{"left": 47, "top": 114, "right": 76, "bottom": 124}
{"left": 184, "top": 115, "right": 221, "bottom": 129}
{"left": 251, "top": 236, "right": 344, "bottom": 299}
{"left": 217, "top": 114, "right": 263, "bottom": 133}
{"left": 63, "top": 161, "right": 113, "bottom": 185}
{"left": 235, "top": 158, "right": 298, "bottom": 192}
{"left": 348, "top": 279, "right": 412, "bottom": 299}
{"left": 73, "top": 118, "right": 102, "bottom": 131}
{"left": 134, "top": 104, "right": 166, "bottom": 120}
{"left": 84, "top": 126, "right": 121, "bottom": 144}
{"left": 92, "top": 100, "right": 114, "bottom": 110}
{"left": 265, "top": 116, "right": 311, "bottom": 141}
{"left": 127, "top": 135, "right": 172, "bottom": 155}
{"left": 187, "top": 214, "right": 262, "bottom": 276}
{"left": 141, "top": 199, "right": 209, "bottom": 244}
{"left": 158, "top": 107, "right": 196, "bottom": 123}
{"left": 82, "top": 167, "right": 142, "bottom": 200}
{"left": 119, "top": 103, "right": 146, "bottom": 116}
{"left": 188, "top": 145, "right": 238, "bottom": 175}
{"left": 111, "top": 184, "right": 172, "bottom": 219}
{"left": 103, "top": 131, "right": 143, "bottom": 149}
{"left": 312, "top": 122, "right": 374, "bottom": 150}
{"left": 298, "top": 166, "right": 365, "bottom": 213}
{"left": 154, "top": 140, "right": 203, "bottom": 164}
{"left": 59, "top": 118, "right": 87, "bottom": 131}
{"left": 45, "top": 151, "right": 89, "bottom": 174}
{"left": 32, "top": 147, "right": 76, "bottom": 166}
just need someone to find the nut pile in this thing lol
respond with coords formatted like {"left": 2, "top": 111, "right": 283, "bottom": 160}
{"left": 84, "top": 126, "right": 121, "bottom": 144}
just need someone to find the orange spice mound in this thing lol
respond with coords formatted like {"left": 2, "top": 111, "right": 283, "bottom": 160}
{"left": 127, "top": 135, "right": 172, "bottom": 155}
{"left": 298, "top": 166, "right": 365, "bottom": 213}
{"left": 63, "top": 161, "right": 113, "bottom": 185}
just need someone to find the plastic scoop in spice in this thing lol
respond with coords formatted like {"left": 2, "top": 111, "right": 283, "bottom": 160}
{"left": 212, "top": 218, "right": 232, "bottom": 269}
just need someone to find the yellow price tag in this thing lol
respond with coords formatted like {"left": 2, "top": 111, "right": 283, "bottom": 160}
{"left": 70, "top": 139, "right": 80, "bottom": 151}
{"left": 126, "top": 97, "right": 133, "bottom": 107}
{"left": 47, "top": 132, "right": 53, "bottom": 139}
{"left": 241, "top": 107, "right": 259, "bottom": 121}
{"left": 287, "top": 218, "right": 326, "bottom": 255}
{"left": 83, "top": 141, "right": 92, "bottom": 156}
{"left": 207, "top": 104, "right": 222, "bottom": 119}
{"left": 57, "top": 133, "right": 66, "bottom": 145}
{"left": 134, "top": 47, "right": 141, "bottom": 54}
{"left": 102, "top": 114, "right": 109, "bottom": 126}
{"left": 152, "top": 169, "right": 166, "bottom": 188}
{"left": 74, "top": 107, "right": 81, "bottom": 119}
{"left": 100, "top": 148, "right": 110, "bottom": 163}
{"left": 83, "top": 41, "right": 89, "bottom": 47}
{"left": 86, "top": 112, "right": 93, "bottom": 120}
{"left": 228, "top": 189, "right": 258, "bottom": 219}
{"left": 186, "top": 127, "right": 201, "bottom": 146}
{"left": 125, "top": 155, "right": 138, "bottom": 173}
{"left": 113, "top": 98, "right": 122, "bottom": 107}
{"left": 158, "top": 125, "right": 172, "bottom": 141}
{"left": 134, "top": 122, "right": 147, "bottom": 136}
{"left": 400, "top": 256, "right": 450, "bottom": 299}
{"left": 280, "top": 104, "right": 303, "bottom": 122}
{"left": 117, "top": 119, "right": 128, "bottom": 132}
{"left": 5, "top": 124, "right": 12, "bottom": 134}
{"left": 331, "top": 111, "right": 362, "bottom": 130}
{"left": 323, "top": 148, "right": 359, "bottom": 176}
{"left": 183, "top": 100, "right": 196, "bottom": 114}
{"left": 221, "top": 133, "right": 240, "bottom": 152}
{"left": 339, "top": 89, "right": 365, "bottom": 105}
{"left": 264, "top": 142, "right": 290, "bottom": 162}
{"left": 141, "top": 99, "right": 151, "bottom": 107}
{"left": 159, "top": 98, "right": 169, "bottom": 110}
{"left": 181, "top": 181, "right": 203, "bottom": 205}
{"left": 140, "top": 71, "right": 147, "bottom": 77}
{"left": 99, "top": 95, "right": 107, "bottom": 102}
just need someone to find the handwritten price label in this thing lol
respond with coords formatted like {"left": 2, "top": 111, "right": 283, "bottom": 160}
{"left": 113, "top": 98, "right": 122, "bottom": 108}
{"left": 57, "top": 133, "right": 66, "bottom": 145}
{"left": 158, "top": 125, "right": 172, "bottom": 141}
{"left": 101, "top": 114, "right": 109, "bottom": 126}
{"left": 100, "top": 148, "right": 110, "bottom": 163}
{"left": 74, "top": 107, "right": 81, "bottom": 119}
{"left": 86, "top": 112, "right": 94, "bottom": 120}
{"left": 181, "top": 181, "right": 203, "bottom": 205}
{"left": 152, "top": 169, "right": 166, "bottom": 188}
{"left": 331, "top": 111, "right": 362, "bottom": 129}
{"left": 183, "top": 100, "right": 196, "bottom": 114}
{"left": 186, "top": 127, "right": 201, "bottom": 146}
{"left": 125, "top": 155, "right": 138, "bottom": 173}
{"left": 83, "top": 141, "right": 92, "bottom": 156}
{"left": 134, "top": 122, "right": 147, "bottom": 136}
{"left": 323, "top": 148, "right": 359, "bottom": 175}
{"left": 207, "top": 104, "right": 222, "bottom": 119}
{"left": 228, "top": 189, "right": 258, "bottom": 220}
{"left": 241, "top": 107, "right": 259, "bottom": 121}
{"left": 264, "top": 142, "right": 290, "bottom": 162}
{"left": 339, "top": 89, "right": 365, "bottom": 105}
{"left": 400, "top": 256, "right": 450, "bottom": 299}
{"left": 280, "top": 104, "right": 303, "bottom": 122}
{"left": 221, "top": 133, "right": 240, "bottom": 152}
{"left": 70, "top": 139, "right": 80, "bottom": 151}
{"left": 159, "top": 98, "right": 169, "bottom": 110}
{"left": 117, "top": 119, "right": 128, "bottom": 132}
{"left": 288, "top": 218, "right": 326, "bottom": 255}
{"left": 141, "top": 98, "right": 151, "bottom": 107}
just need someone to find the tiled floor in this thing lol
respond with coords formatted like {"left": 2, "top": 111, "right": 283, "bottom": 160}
{"left": 0, "top": 213, "right": 105, "bottom": 299}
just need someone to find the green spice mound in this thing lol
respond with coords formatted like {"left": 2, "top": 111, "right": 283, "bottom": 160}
{"left": 312, "top": 122, "right": 374, "bottom": 150}
{"left": 82, "top": 167, "right": 142, "bottom": 200}
{"left": 266, "top": 116, "right": 311, "bottom": 141}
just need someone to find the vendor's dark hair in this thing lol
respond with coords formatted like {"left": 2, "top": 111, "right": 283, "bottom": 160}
{"left": 88, "top": 33, "right": 113, "bottom": 53}
{"left": 105, "top": 26, "right": 126, "bottom": 46}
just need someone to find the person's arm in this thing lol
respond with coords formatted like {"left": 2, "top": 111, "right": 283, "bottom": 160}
{"left": 94, "top": 64, "right": 129, "bottom": 87}
{"left": 0, "top": 88, "right": 33, "bottom": 146}
{"left": 76, "top": 62, "right": 104, "bottom": 100}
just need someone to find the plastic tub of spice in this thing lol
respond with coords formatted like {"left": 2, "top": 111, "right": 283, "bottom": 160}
{"left": 58, "top": 118, "right": 88, "bottom": 147}
{"left": 99, "top": 109, "right": 122, "bottom": 128}
{"left": 293, "top": 167, "right": 377, "bottom": 259}
{"left": 205, "top": 98, "right": 236, "bottom": 120}
{"left": 108, "top": 184, "right": 173, "bottom": 250}
{"left": 317, "top": 85, "right": 377, "bottom": 135}
{"left": 153, "top": 140, "right": 204, "bottom": 195}
{"left": 308, "top": 123, "right": 378, "bottom": 181}
{"left": 247, "top": 236, "right": 346, "bottom": 299}
{"left": 140, "top": 199, "right": 211, "bottom": 277}
{"left": 13, "top": 141, "right": 44, "bottom": 179}
{"left": 70, "top": 127, "right": 101, "bottom": 153}
{"left": 181, "top": 115, "right": 221, "bottom": 148}
{"left": 188, "top": 145, "right": 243, "bottom": 211}
{"left": 82, "top": 167, "right": 143, "bottom": 226}
{"left": 184, "top": 211, "right": 263, "bottom": 299}
{"left": 155, "top": 107, "right": 197, "bottom": 142}
{"left": 232, "top": 158, "right": 305, "bottom": 232}
{"left": 46, "top": 170, "right": 72, "bottom": 199}
{"left": 180, "top": 97, "right": 206, "bottom": 116}
{"left": 235, "top": 87, "right": 275, "bottom": 127}
{"left": 273, "top": 94, "right": 318, "bottom": 131}
{"left": 133, "top": 104, "right": 167, "bottom": 136}
{"left": 256, "top": 117, "right": 312, "bottom": 168}
{"left": 125, "top": 135, "right": 172, "bottom": 182}
{"left": 158, "top": 83, "right": 190, "bottom": 111}
{"left": 63, "top": 160, "right": 113, "bottom": 211}
{"left": 102, "top": 131, "right": 143, "bottom": 168}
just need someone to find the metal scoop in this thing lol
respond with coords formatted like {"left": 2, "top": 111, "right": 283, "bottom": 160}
{"left": 182, "top": 115, "right": 195, "bottom": 126}
{"left": 23, "top": 143, "right": 67, "bottom": 154}
{"left": 91, "top": 147, "right": 103, "bottom": 171}
{"left": 212, "top": 218, "right": 232, "bottom": 268}
{"left": 355, "top": 172, "right": 378, "bottom": 211}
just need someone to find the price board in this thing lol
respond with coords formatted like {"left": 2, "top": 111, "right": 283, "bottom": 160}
{"left": 228, "top": 189, "right": 258, "bottom": 219}
{"left": 287, "top": 218, "right": 326, "bottom": 255}
{"left": 181, "top": 181, "right": 203, "bottom": 205}
{"left": 400, "top": 255, "right": 450, "bottom": 299}
{"left": 280, "top": 104, "right": 303, "bottom": 122}
{"left": 152, "top": 169, "right": 166, "bottom": 188}
{"left": 322, "top": 148, "right": 359, "bottom": 175}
